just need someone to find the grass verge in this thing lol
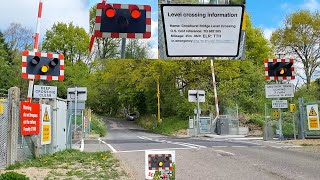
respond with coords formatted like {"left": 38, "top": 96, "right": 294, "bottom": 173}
{"left": 136, "top": 116, "right": 188, "bottom": 135}
{"left": 3, "top": 149, "right": 126, "bottom": 180}
{"left": 90, "top": 114, "right": 107, "bottom": 137}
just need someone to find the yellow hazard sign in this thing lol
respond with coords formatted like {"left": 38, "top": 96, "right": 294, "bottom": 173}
{"left": 309, "top": 107, "right": 317, "bottom": 116}
{"left": 308, "top": 118, "right": 319, "bottom": 129}
{"left": 42, "top": 124, "right": 51, "bottom": 143}
{"left": 43, "top": 108, "right": 50, "bottom": 122}
{"left": 307, "top": 104, "right": 320, "bottom": 130}
{"left": 290, "top": 104, "right": 296, "bottom": 113}
{"left": 272, "top": 109, "right": 280, "bottom": 119}
{"left": 0, "top": 98, "right": 4, "bottom": 115}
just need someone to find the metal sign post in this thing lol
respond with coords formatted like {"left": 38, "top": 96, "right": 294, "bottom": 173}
{"left": 197, "top": 90, "right": 200, "bottom": 136}
{"left": 276, "top": 81, "right": 284, "bottom": 141}
{"left": 75, "top": 87, "right": 78, "bottom": 133}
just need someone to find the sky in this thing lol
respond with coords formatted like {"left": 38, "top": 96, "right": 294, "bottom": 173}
{"left": 247, "top": 0, "right": 320, "bottom": 40}
{"left": 0, "top": 0, "right": 158, "bottom": 58}
{"left": 0, "top": 0, "right": 319, "bottom": 59}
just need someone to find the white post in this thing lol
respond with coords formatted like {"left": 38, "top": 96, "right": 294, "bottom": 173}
{"left": 211, "top": 60, "right": 219, "bottom": 117}
{"left": 74, "top": 87, "right": 78, "bottom": 134}
{"left": 197, "top": 90, "right": 200, "bottom": 135}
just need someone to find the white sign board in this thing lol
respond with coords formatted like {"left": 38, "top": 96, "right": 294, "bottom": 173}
{"left": 306, "top": 104, "right": 320, "bottom": 130}
{"left": 145, "top": 150, "right": 175, "bottom": 180}
{"left": 33, "top": 85, "right": 57, "bottom": 99}
{"left": 188, "top": 90, "right": 205, "bottom": 102}
{"left": 272, "top": 100, "right": 288, "bottom": 109}
{"left": 67, "top": 87, "right": 87, "bottom": 101}
{"left": 41, "top": 104, "right": 51, "bottom": 145}
{"left": 161, "top": 4, "right": 244, "bottom": 57}
{"left": 265, "top": 84, "right": 294, "bottom": 98}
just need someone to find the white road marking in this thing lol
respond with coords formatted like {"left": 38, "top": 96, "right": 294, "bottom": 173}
{"left": 170, "top": 142, "right": 198, "bottom": 149}
{"left": 117, "top": 122, "right": 124, "bottom": 127}
{"left": 138, "top": 136, "right": 207, "bottom": 149}
{"left": 212, "top": 146, "right": 228, "bottom": 148}
{"left": 115, "top": 147, "right": 192, "bottom": 153}
{"left": 141, "top": 136, "right": 153, "bottom": 141}
{"left": 231, "top": 146, "right": 246, "bottom": 148}
{"left": 233, "top": 141, "right": 262, "bottom": 146}
{"left": 98, "top": 139, "right": 117, "bottom": 153}
{"left": 213, "top": 150, "right": 235, "bottom": 156}
{"left": 177, "top": 142, "right": 207, "bottom": 148}
{"left": 137, "top": 136, "right": 145, "bottom": 140}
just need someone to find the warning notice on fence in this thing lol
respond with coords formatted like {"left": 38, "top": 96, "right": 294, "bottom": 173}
{"left": 161, "top": 4, "right": 244, "bottom": 57}
{"left": 41, "top": 104, "right": 51, "bottom": 145}
{"left": 20, "top": 101, "right": 40, "bottom": 135}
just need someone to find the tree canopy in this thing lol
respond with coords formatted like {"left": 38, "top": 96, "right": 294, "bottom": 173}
{"left": 271, "top": 10, "right": 320, "bottom": 89}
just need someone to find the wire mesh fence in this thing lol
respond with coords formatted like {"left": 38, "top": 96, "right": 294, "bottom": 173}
{"left": 0, "top": 98, "right": 9, "bottom": 168}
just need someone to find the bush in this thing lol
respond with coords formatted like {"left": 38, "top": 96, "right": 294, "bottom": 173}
{"left": 90, "top": 114, "right": 107, "bottom": 137}
{"left": 0, "top": 172, "right": 29, "bottom": 180}
{"left": 136, "top": 116, "right": 188, "bottom": 135}
{"left": 247, "top": 114, "right": 264, "bottom": 127}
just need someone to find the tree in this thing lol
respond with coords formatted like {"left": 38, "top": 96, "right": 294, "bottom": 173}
{"left": 3, "top": 23, "right": 33, "bottom": 52}
{"left": 42, "top": 22, "right": 89, "bottom": 63}
{"left": 271, "top": 10, "right": 320, "bottom": 89}
{"left": 125, "top": 39, "right": 151, "bottom": 59}
{"left": 0, "top": 31, "right": 15, "bottom": 90}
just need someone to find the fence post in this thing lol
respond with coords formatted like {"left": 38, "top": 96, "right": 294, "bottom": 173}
{"left": 7, "top": 87, "right": 20, "bottom": 165}
{"left": 298, "top": 98, "right": 305, "bottom": 139}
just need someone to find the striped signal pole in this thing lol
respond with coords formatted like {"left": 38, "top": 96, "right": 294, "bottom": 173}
{"left": 27, "top": 0, "right": 43, "bottom": 102}
{"left": 34, "top": 0, "right": 43, "bottom": 51}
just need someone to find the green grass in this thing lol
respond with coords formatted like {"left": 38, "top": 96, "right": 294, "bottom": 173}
{"left": 137, "top": 116, "right": 188, "bottom": 135}
{"left": 5, "top": 149, "right": 125, "bottom": 179}
{"left": 90, "top": 114, "right": 107, "bottom": 137}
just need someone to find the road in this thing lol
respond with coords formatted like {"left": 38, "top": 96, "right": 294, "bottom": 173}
{"left": 82, "top": 117, "right": 320, "bottom": 180}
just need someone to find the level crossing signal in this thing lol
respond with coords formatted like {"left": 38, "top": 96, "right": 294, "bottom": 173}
{"left": 264, "top": 58, "right": 295, "bottom": 81}
{"left": 94, "top": 2, "right": 151, "bottom": 39}
{"left": 22, "top": 51, "right": 64, "bottom": 81}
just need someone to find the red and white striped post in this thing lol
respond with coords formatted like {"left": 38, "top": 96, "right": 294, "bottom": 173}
{"left": 27, "top": 0, "right": 43, "bottom": 102}
{"left": 34, "top": 0, "right": 43, "bottom": 51}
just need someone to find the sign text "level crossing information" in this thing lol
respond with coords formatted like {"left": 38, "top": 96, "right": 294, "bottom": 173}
{"left": 161, "top": 4, "right": 244, "bottom": 57}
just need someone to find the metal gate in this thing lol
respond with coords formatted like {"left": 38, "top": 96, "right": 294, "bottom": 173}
{"left": 0, "top": 98, "right": 9, "bottom": 168}
{"left": 199, "top": 116, "right": 211, "bottom": 134}
{"left": 298, "top": 98, "right": 320, "bottom": 139}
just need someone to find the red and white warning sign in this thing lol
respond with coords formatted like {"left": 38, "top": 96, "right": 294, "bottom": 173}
{"left": 20, "top": 101, "right": 40, "bottom": 135}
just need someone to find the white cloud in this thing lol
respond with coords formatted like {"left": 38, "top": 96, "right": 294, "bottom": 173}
{"left": 301, "top": 0, "right": 320, "bottom": 11}
{"left": 0, "top": 0, "right": 90, "bottom": 40}
{"left": 263, "top": 28, "right": 275, "bottom": 40}
{"left": 148, "top": 19, "right": 158, "bottom": 59}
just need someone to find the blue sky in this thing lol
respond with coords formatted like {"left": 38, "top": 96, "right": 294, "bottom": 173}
{"left": 0, "top": 0, "right": 318, "bottom": 59}
{"left": 247, "top": 0, "right": 320, "bottom": 39}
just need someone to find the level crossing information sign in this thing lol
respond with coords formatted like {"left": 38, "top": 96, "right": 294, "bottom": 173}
{"left": 161, "top": 4, "right": 244, "bottom": 57}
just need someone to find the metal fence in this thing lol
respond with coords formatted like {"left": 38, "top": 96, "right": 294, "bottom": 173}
{"left": 0, "top": 87, "right": 70, "bottom": 168}
{"left": 0, "top": 97, "right": 9, "bottom": 168}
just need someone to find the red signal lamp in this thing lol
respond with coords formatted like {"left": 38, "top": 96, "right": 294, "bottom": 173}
{"left": 130, "top": 5, "right": 140, "bottom": 19}
{"left": 105, "top": 4, "right": 115, "bottom": 18}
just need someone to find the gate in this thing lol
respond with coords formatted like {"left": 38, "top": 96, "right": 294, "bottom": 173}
{"left": 298, "top": 98, "right": 320, "bottom": 139}
{"left": 0, "top": 97, "right": 9, "bottom": 168}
